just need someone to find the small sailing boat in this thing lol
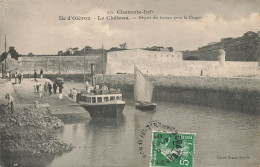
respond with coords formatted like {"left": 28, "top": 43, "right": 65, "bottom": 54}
{"left": 134, "top": 66, "right": 157, "bottom": 111}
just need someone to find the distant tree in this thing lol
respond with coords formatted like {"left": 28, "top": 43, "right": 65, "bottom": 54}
{"left": 144, "top": 46, "right": 173, "bottom": 52}
{"left": 84, "top": 46, "right": 93, "bottom": 51}
{"left": 9, "top": 47, "right": 20, "bottom": 60}
{"left": 73, "top": 47, "right": 79, "bottom": 52}
{"left": 79, "top": 46, "right": 93, "bottom": 54}
{"left": 58, "top": 51, "right": 63, "bottom": 55}
{"left": 167, "top": 47, "right": 174, "bottom": 52}
{"left": 119, "top": 42, "right": 127, "bottom": 49}
{"left": 108, "top": 47, "right": 120, "bottom": 52}
{"left": 27, "top": 52, "right": 34, "bottom": 57}
{"left": 64, "top": 49, "right": 71, "bottom": 56}
{"left": 72, "top": 47, "right": 80, "bottom": 54}
{"left": 0, "top": 52, "right": 7, "bottom": 62}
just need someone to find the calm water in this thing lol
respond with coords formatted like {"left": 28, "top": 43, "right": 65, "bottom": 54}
{"left": 47, "top": 101, "right": 260, "bottom": 167}
{"left": 0, "top": 82, "right": 260, "bottom": 167}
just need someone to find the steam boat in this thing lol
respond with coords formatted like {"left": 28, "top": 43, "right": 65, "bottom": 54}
{"left": 78, "top": 90, "right": 125, "bottom": 118}
{"left": 76, "top": 58, "right": 125, "bottom": 118}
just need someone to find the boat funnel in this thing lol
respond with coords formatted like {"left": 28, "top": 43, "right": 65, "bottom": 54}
{"left": 91, "top": 63, "right": 96, "bottom": 86}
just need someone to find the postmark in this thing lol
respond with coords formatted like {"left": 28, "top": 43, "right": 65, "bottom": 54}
{"left": 137, "top": 120, "right": 177, "bottom": 159}
{"left": 150, "top": 132, "right": 195, "bottom": 167}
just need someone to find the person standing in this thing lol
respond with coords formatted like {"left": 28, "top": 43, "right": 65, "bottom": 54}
{"left": 44, "top": 82, "right": 48, "bottom": 96}
{"left": 58, "top": 85, "right": 64, "bottom": 99}
{"left": 18, "top": 73, "right": 22, "bottom": 84}
{"left": 6, "top": 72, "right": 10, "bottom": 81}
{"left": 34, "top": 70, "right": 37, "bottom": 81}
{"left": 59, "top": 85, "right": 63, "bottom": 93}
{"left": 53, "top": 83, "right": 57, "bottom": 94}
{"left": 48, "top": 82, "right": 52, "bottom": 95}
{"left": 14, "top": 72, "right": 18, "bottom": 84}
{"left": 21, "top": 72, "right": 23, "bottom": 83}
{"left": 39, "top": 84, "right": 43, "bottom": 98}
{"left": 36, "top": 81, "right": 40, "bottom": 93}
{"left": 5, "top": 93, "right": 14, "bottom": 113}
{"left": 9, "top": 72, "right": 12, "bottom": 81}
{"left": 40, "top": 69, "right": 43, "bottom": 79}
{"left": 86, "top": 80, "right": 89, "bottom": 91}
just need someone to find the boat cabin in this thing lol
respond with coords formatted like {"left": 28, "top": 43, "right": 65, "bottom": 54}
{"left": 80, "top": 94, "right": 123, "bottom": 104}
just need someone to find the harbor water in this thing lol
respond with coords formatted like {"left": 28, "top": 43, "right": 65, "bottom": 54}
{"left": 0, "top": 82, "right": 259, "bottom": 167}
{"left": 48, "top": 100, "right": 260, "bottom": 167}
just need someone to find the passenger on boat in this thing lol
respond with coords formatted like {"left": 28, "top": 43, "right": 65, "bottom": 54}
{"left": 86, "top": 80, "right": 89, "bottom": 91}
{"left": 88, "top": 86, "right": 94, "bottom": 93}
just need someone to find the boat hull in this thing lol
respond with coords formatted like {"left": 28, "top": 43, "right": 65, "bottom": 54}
{"left": 136, "top": 102, "right": 157, "bottom": 111}
{"left": 80, "top": 103, "right": 125, "bottom": 118}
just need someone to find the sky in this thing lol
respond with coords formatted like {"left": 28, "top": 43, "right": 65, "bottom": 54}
{"left": 0, "top": 0, "right": 260, "bottom": 55}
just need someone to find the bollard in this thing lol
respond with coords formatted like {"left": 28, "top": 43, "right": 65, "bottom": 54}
{"left": 34, "top": 101, "right": 39, "bottom": 109}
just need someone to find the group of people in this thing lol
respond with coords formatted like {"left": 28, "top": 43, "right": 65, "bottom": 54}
{"left": 35, "top": 80, "right": 63, "bottom": 98}
{"left": 34, "top": 69, "right": 44, "bottom": 81}
{"left": 4, "top": 71, "right": 23, "bottom": 83}
{"left": 14, "top": 72, "right": 23, "bottom": 84}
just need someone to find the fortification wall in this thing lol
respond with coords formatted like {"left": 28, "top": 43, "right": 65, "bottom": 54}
{"left": 106, "top": 49, "right": 183, "bottom": 75}
{"left": 18, "top": 55, "right": 103, "bottom": 74}
{"left": 106, "top": 49, "right": 259, "bottom": 77}
{"left": 198, "top": 31, "right": 260, "bottom": 61}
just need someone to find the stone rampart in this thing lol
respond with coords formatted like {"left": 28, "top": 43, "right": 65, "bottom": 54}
{"left": 198, "top": 31, "right": 260, "bottom": 61}
{"left": 106, "top": 51, "right": 259, "bottom": 77}
{"left": 18, "top": 55, "right": 103, "bottom": 74}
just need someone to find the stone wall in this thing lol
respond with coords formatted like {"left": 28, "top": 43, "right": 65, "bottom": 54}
{"left": 0, "top": 57, "right": 18, "bottom": 74}
{"left": 106, "top": 50, "right": 259, "bottom": 77}
{"left": 18, "top": 55, "right": 104, "bottom": 74}
{"left": 106, "top": 49, "right": 183, "bottom": 75}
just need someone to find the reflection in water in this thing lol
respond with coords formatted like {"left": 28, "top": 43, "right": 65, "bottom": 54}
{"left": 88, "top": 113, "right": 126, "bottom": 129}
{"left": 86, "top": 114, "right": 126, "bottom": 166}
{"left": 0, "top": 152, "right": 55, "bottom": 167}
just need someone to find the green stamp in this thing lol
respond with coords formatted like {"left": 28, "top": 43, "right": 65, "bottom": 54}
{"left": 151, "top": 132, "right": 195, "bottom": 167}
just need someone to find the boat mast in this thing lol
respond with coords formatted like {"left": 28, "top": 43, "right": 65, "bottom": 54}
{"left": 59, "top": 51, "right": 61, "bottom": 76}
{"left": 4, "top": 35, "right": 7, "bottom": 73}
{"left": 83, "top": 46, "right": 86, "bottom": 90}
{"left": 102, "top": 43, "right": 105, "bottom": 85}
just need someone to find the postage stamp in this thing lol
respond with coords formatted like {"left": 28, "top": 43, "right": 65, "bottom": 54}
{"left": 150, "top": 131, "right": 196, "bottom": 167}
